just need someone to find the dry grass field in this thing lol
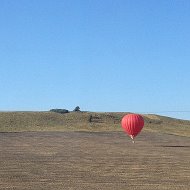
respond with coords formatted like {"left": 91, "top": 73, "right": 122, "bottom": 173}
{"left": 0, "top": 112, "right": 189, "bottom": 189}
{"left": 0, "top": 111, "right": 190, "bottom": 137}
{"left": 0, "top": 131, "right": 189, "bottom": 190}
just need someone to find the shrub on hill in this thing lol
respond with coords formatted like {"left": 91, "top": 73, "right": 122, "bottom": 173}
{"left": 50, "top": 109, "right": 69, "bottom": 114}
{"left": 73, "top": 106, "right": 80, "bottom": 112}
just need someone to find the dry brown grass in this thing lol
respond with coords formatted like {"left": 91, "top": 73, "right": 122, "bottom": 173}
{"left": 0, "top": 111, "right": 190, "bottom": 137}
{"left": 0, "top": 131, "right": 189, "bottom": 190}
{"left": 0, "top": 112, "right": 189, "bottom": 189}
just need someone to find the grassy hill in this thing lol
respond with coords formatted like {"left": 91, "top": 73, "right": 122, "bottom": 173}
{"left": 0, "top": 111, "right": 190, "bottom": 137}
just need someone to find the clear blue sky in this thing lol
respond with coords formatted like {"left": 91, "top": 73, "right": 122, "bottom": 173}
{"left": 0, "top": 0, "right": 190, "bottom": 119}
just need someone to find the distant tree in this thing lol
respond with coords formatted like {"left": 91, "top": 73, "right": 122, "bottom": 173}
{"left": 50, "top": 109, "right": 69, "bottom": 114}
{"left": 73, "top": 106, "right": 80, "bottom": 112}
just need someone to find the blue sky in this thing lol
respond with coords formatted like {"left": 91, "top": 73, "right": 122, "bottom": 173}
{"left": 0, "top": 0, "right": 190, "bottom": 119}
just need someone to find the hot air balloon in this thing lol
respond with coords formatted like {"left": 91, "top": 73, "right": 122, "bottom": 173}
{"left": 121, "top": 114, "right": 144, "bottom": 142}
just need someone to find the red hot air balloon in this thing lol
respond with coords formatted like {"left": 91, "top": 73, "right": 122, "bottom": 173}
{"left": 121, "top": 114, "right": 144, "bottom": 141}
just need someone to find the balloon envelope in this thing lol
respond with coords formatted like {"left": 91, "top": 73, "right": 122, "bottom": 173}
{"left": 121, "top": 114, "right": 144, "bottom": 139}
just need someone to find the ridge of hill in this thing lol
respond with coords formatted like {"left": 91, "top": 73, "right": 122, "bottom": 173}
{"left": 0, "top": 111, "right": 189, "bottom": 137}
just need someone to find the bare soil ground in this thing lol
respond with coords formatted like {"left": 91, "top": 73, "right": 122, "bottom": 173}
{"left": 0, "top": 131, "right": 189, "bottom": 190}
